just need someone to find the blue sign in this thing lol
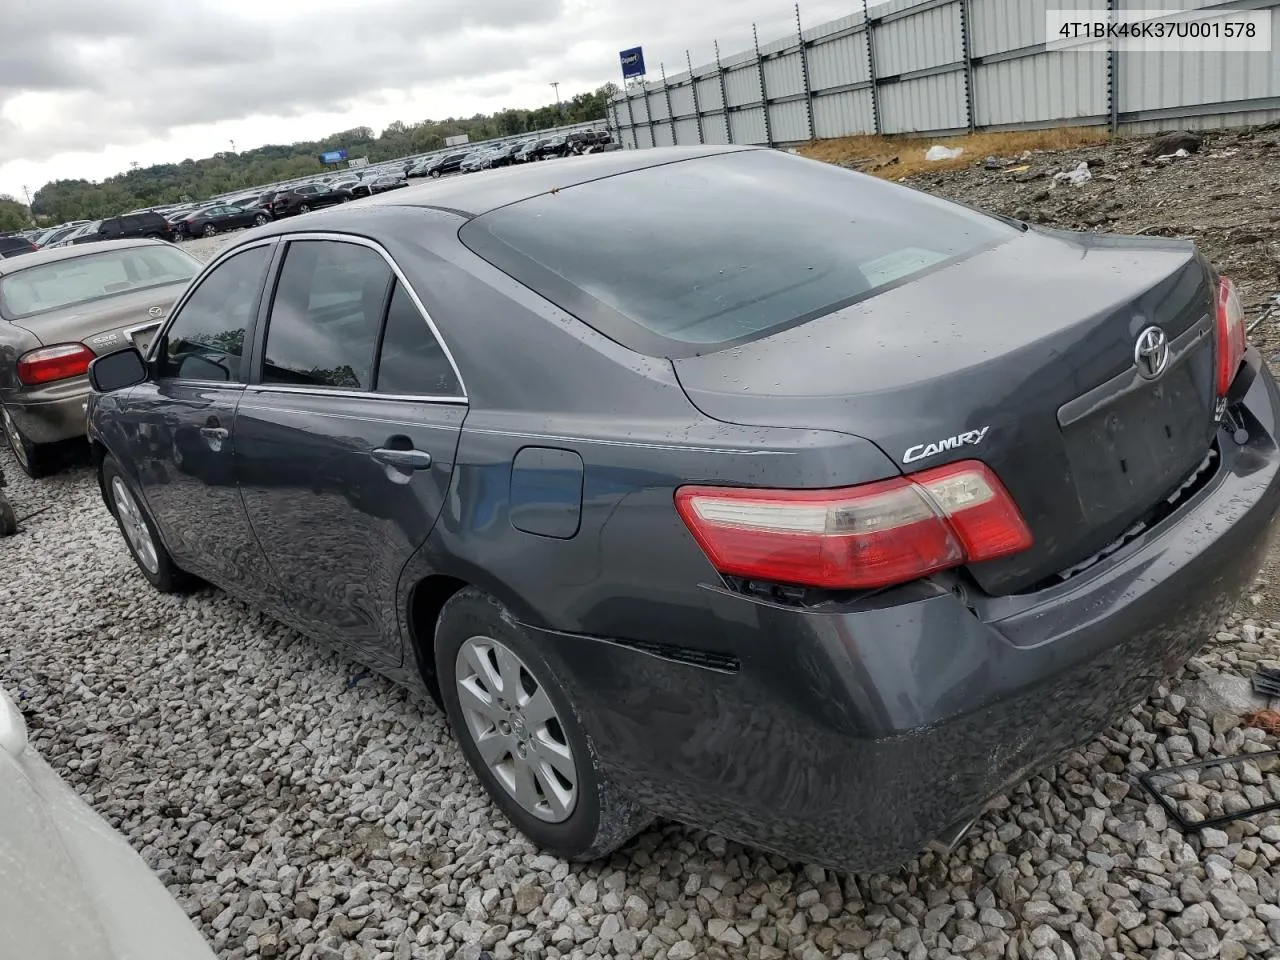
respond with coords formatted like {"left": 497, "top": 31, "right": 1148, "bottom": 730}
{"left": 318, "top": 149, "right": 348, "bottom": 164}
{"left": 619, "top": 47, "right": 646, "bottom": 80}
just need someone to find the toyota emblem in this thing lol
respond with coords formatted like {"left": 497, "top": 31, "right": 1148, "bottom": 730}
{"left": 1134, "top": 326, "right": 1170, "bottom": 380}
{"left": 148, "top": 306, "right": 164, "bottom": 318}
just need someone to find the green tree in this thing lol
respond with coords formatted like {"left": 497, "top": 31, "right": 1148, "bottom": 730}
{"left": 0, "top": 195, "right": 30, "bottom": 231}
{"left": 29, "top": 84, "right": 616, "bottom": 222}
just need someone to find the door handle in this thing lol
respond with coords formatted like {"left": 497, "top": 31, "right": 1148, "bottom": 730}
{"left": 371, "top": 447, "right": 432, "bottom": 470}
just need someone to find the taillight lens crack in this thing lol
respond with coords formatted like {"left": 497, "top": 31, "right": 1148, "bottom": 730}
{"left": 675, "top": 460, "right": 1033, "bottom": 591}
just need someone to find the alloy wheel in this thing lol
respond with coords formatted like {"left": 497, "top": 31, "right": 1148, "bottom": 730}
{"left": 203, "top": 224, "right": 217, "bottom": 237}
{"left": 299, "top": 203, "right": 311, "bottom": 213}
{"left": 254, "top": 214, "right": 268, "bottom": 226}
{"left": 110, "top": 475, "right": 159, "bottom": 575}
{"left": 454, "top": 635, "right": 578, "bottom": 823}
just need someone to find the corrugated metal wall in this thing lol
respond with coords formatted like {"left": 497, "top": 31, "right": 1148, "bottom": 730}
{"left": 612, "top": 0, "right": 1280, "bottom": 147}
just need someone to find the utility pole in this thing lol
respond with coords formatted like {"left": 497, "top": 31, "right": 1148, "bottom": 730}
{"left": 229, "top": 139, "right": 237, "bottom": 153}
{"left": 550, "top": 81, "right": 561, "bottom": 122}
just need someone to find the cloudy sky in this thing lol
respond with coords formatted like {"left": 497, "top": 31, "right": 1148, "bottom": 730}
{"left": 0, "top": 0, "right": 866, "bottom": 203}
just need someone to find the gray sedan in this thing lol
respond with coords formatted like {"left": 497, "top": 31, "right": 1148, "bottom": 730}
{"left": 1, "top": 686, "right": 217, "bottom": 959}
{"left": 0, "top": 240, "right": 201, "bottom": 477}
{"left": 83, "top": 147, "right": 1280, "bottom": 873}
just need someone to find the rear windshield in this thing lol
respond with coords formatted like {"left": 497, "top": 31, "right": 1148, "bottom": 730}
{"left": 461, "top": 149, "right": 1019, "bottom": 356}
{"left": 0, "top": 245, "right": 199, "bottom": 320}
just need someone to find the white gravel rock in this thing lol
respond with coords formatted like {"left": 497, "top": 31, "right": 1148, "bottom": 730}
{"left": 3, "top": 440, "right": 1280, "bottom": 960}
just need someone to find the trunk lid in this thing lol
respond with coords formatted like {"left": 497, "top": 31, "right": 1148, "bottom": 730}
{"left": 10, "top": 281, "right": 187, "bottom": 357}
{"left": 672, "top": 228, "right": 1219, "bottom": 595}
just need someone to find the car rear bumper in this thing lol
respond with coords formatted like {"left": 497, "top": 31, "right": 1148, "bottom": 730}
{"left": 4, "top": 379, "right": 90, "bottom": 444}
{"left": 527, "top": 350, "right": 1280, "bottom": 873}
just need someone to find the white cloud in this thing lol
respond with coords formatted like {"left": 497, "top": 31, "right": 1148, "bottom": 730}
{"left": 0, "top": 0, "right": 863, "bottom": 202}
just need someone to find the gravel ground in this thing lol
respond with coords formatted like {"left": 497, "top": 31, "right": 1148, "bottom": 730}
{"left": 180, "top": 232, "right": 239, "bottom": 261}
{"left": 4, "top": 156, "right": 1280, "bottom": 960}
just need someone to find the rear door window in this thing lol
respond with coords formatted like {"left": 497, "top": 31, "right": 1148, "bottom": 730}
{"left": 460, "top": 150, "right": 1019, "bottom": 357}
{"left": 260, "top": 240, "right": 391, "bottom": 390}
{"left": 374, "top": 282, "right": 460, "bottom": 397}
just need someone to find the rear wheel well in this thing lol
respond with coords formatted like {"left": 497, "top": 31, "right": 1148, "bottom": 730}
{"left": 408, "top": 574, "right": 468, "bottom": 706}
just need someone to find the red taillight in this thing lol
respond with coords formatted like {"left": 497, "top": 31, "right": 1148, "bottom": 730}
{"left": 675, "top": 460, "right": 1033, "bottom": 590}
{"left": 16, "top": 343, "right": 96, "bottom": 386}
{"left": 1216, "top": 276, "right": 1246, "bottom": 398}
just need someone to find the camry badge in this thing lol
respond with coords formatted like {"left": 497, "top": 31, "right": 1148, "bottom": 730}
{"left": 903, "top": 426, "right": 990, "bottom": 464}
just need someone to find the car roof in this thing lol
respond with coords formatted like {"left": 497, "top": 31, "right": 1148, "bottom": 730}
{"left": 335, "top": 146, "right": 753, "bottom": 218}
{"left": 0, "top": 237, "right": 170, "bottom": 276}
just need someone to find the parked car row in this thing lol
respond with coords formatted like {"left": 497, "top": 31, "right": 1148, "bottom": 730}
{"left": 402, "top": 130, "right": 615, "bottom": 180}
{"left": 8, "top": 131, "right": 616, "bottom": 263}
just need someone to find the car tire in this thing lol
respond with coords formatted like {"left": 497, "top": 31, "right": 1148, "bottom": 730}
{"left": 100, "top": 455, "right": 193, "bottom": 593}
{"left": 202, "top": 223, "right": 217, "bottom": 237}
{"left": 299, "top": 203, "right": 311, "bottom": 214}
{"left": 436, "top": 588, "right": 651, "bottom": 861}
{"left": 2, "top": 405, "right": 56, "bottom": 479}
{"left": 430, "top": 170, "right": 441, "bottom": 179}
{"left": 254, "top": 214, "right": 269, "bottom": 226}
{"left": 0, "top": 495, "right": 16, "bottom": 536}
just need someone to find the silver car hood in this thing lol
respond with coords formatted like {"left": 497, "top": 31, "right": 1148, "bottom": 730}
{"left": 0, "top": 687, "right": 216, "bottom": 960}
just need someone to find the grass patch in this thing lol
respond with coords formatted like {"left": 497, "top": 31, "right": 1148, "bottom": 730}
{"left": 798, "top": 128, "right": 1111, "bottom": 180}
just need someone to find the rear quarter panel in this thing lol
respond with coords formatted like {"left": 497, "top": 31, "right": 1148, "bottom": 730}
{"left": 374, "top": 213, "right": 900, "bottom": 645}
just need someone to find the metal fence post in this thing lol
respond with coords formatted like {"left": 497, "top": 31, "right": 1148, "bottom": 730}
{"left": 607, "top": 97, "right": 621, "bottom": 145}
{"left": 660, "top": 63, "right": 676, "bottom": 145}
{"left": 960, "top": 0, "right": 976, "bottom": 132}
{"left": 715, "top": 40, "right": 733, "bottom": 144}
{"left": 687, "top": 49, "right": 706, "bottom": 144}
{"left": 646, "top": 82, "right": 658, "bottom": 144}
{"left": 862, "top": 0, "right": 882, "bottom": 136}
{"left": 753, "top": 23, "right": 773, "bottom": 147}
{"left": 1107, "top": 0, "right": 1120, "bottom": 134}
{"left": 796, "top": 4, "right": 815, "bottom": 141}
{"left": 624, "top": 89, "right": 639, "bottom": 149}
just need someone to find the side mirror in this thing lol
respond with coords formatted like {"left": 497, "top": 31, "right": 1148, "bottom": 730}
{"left": 89, "top": 347, "right": 149, "bottom": 393}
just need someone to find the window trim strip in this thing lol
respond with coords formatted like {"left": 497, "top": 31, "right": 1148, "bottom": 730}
{"left": 242, "top": 383, "right": 468, "bottom": 405}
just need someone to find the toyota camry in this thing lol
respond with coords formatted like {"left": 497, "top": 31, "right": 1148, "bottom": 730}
{"left": 84, "top": 146, "right": 1280, "bottom": 873}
